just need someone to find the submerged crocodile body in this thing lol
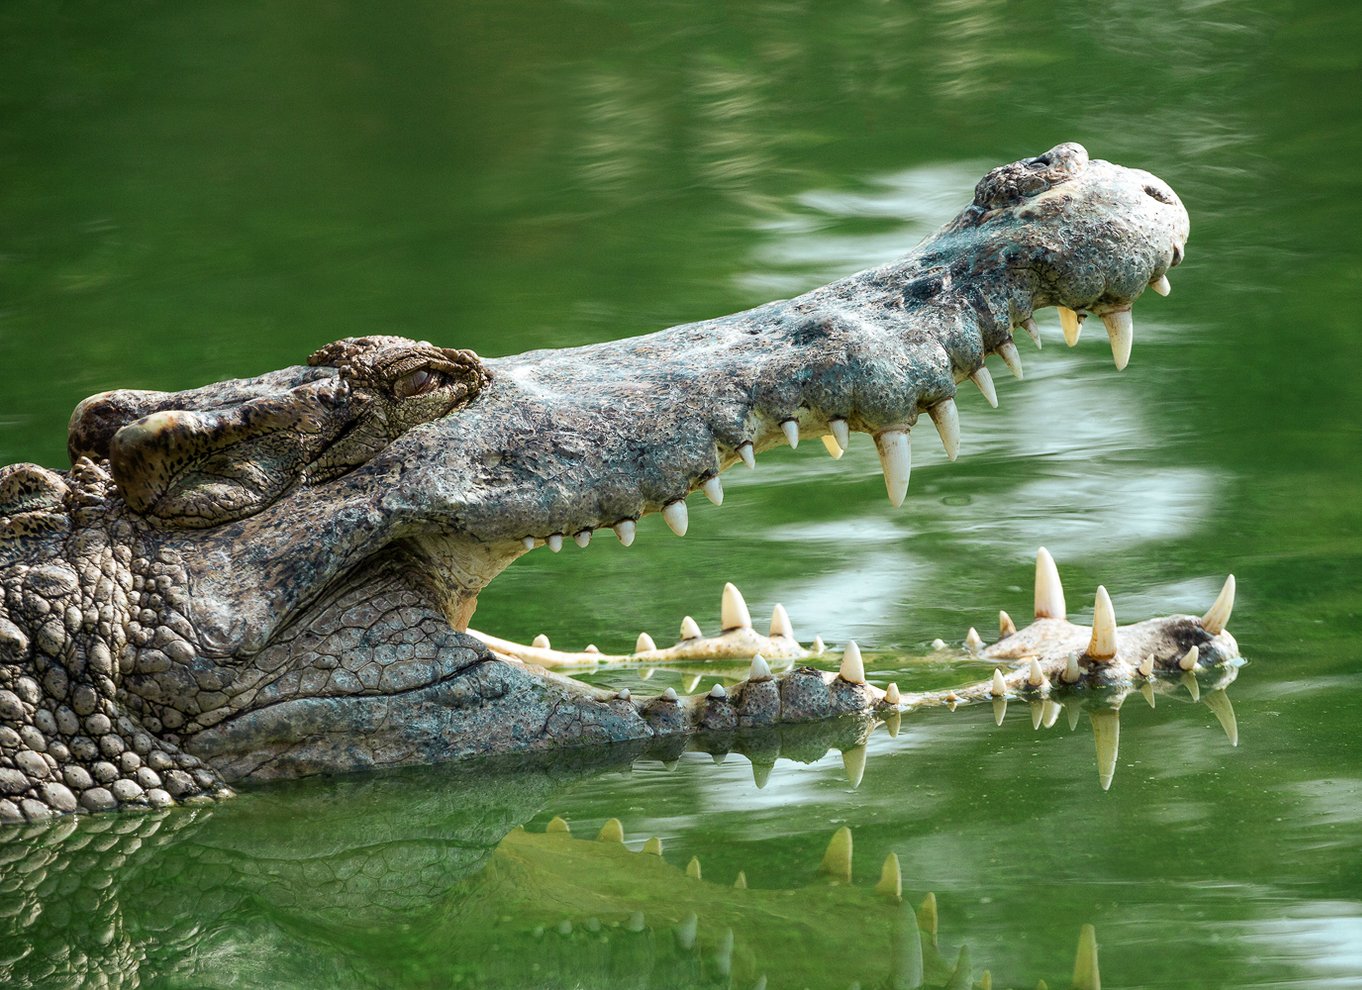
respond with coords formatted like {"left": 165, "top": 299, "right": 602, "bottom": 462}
{"left": 0, "top": 143, "right": 1239, "bottom": 823}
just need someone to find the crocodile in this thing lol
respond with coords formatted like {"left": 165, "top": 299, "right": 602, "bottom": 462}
{"left": 0, "top": 142, "right": 1240, "bottom": 824}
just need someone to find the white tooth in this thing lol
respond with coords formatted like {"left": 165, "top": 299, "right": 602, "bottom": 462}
{"left": 1021, "top": 317, "right": 1042, "bottom": 349}
{"left": 990, "top": 669, "right": 1007, "bottom": 696}
{"left": 738, "top": 442, "right": 756, "bottom": 469}
{"left": 1087, "top": 586, "right": 1117, "bottom": 661}
{"left": 999, "top": 610, "right": 1017, "bottom": 638}
{"left": 875, "top": 430, "right": 911, "bottom": 508}
{"left": 1151, "top": 274, "right": 1171, "bottom": 296}
{"left": 721, "top": 582, "right": 752, "bottom": 631}
{"left": 584, "top": 644, "right": 600, "bottom": 653}
{"left": 574, "top": 529, "right": 592, "bottom": 548}
{"left": 614, "top": 520, "right": 636, "bottom": 546}
{"left": 680, "top": 616, "right": 702, "bottom": 640}
{"left": 885, "top": 682, "right": 901, "bottom": 705}
{"left": 820, "top": 434, "right": 844, "bottom": 459}
{"left": 532, "top": 634, "right": 551, "bottom": 649}
{"left": 617, "top": 688, "right": 630, "bottom": 701}
{"left": 839, "top": 641, "right": 866, "bottom": 684}
{"left": 875, "top": 851, "right": 902, "bottom": 899}
{"left": 1201, "top": 574, "right": 1236, "bottom": 634}
{"left": 1034, "top": 547, "right": 1066, "bottom": 620}
{"left": 1178, "top": 644, "right": 1200, "bottom": 671}
{"left": 1027, "top": 659, "right": 1046, "bottom": 687}
{"left": 547, "top": 533, "right": 564, "bottom": 553}
{"left": 769, "top": 603, "right": 794, "bottom": 639}
{"left": 811, "top": 634, "right": 825, "bottom": 655}
{"left": 662, "top": 500, "right": 689, "bottom": 536}
{"left": 521, "top": 536, "right": 536, "bottom": 550}
{"left": 830, "top": 418, "right": 850, "bottom": 450}
{"left": 970, "top": 366, "right": 998, "bottom": 408}
{"left": 1138, "top": 654, "right": 1154, "bottom": 677}
{"left": 749, "top": 654, "right": 772, "bottom": 680}
{"left": 1062, "top": 654, "right": 1082, "bottom": 683}
{"left": 780, "top": 419, "right": 800, "bottom": 449}
{"left": 662, "top": 687, "right": 678, "bottom": 701}
{"left": 708, "top": 683, "right": 727, "bottom": 699}
{"left": 928, "top": 399, "right": 959, "bottom": 461}
{"left": 635, "top": 632, "right": 657, "bottom": 653}
{"left": 965, "top": 627, "right": 984, "bottom": 653}
{"left": 1101, "top": 309, "right": 1134, "bottom": 371}
{"left": 997, "top": 341, "right": 1024, "bottom": 380}
{"left": 702, "top": 476, "right": 724, "bottom": 505}
{"left": 1058, "top": 306, "right": 1083, "bottom": 346}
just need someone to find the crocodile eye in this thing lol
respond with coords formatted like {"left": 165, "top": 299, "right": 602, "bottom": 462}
{"left": 392, "top": 368, "right": 441, "bottom": 399}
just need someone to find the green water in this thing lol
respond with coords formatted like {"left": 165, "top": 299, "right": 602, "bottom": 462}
{"left": 2, "top": 1, "right": 1360, "bottom": 986}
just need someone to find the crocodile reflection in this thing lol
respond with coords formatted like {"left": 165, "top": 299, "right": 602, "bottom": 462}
{"left": 0, "top": 685, "right": 1238, "bottom": 988}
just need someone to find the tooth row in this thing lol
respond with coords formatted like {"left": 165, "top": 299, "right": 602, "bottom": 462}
{"left": 516, "top": 293, "right": 1170, "bottom": 550}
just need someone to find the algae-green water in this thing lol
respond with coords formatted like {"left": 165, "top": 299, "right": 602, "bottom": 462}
{"left": 2, "top": 2, "right": 1360, "bottom": 987}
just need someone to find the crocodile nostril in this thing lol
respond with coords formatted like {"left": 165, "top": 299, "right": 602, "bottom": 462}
{"left": 1170, "top": 242, "right": 1185, "bottom": 267}
{"left": 1143, "top": 183, "right": 1175, "bottom": 205}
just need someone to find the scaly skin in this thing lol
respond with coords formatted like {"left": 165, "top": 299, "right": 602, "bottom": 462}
{"left": 0, "top": 143, "right": 1236, "bottom": 823}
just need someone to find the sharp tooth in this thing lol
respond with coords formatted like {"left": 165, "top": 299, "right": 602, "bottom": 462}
{"left": 780, "top": 419, "right": 800, "bottom": 449}
{"left": 928, "top": 398, "right": 960, "bottom": 461}
{"left": 1086, "top": 586, "right": 1117, "bottom": 661}
{"left": 547, "top": 533, "right": 564, "bottom": 553}
{"left": 1027, "top": 659, "right": 1046, "bottom": 687}
{"left": 547, "top": 815, "right": 570, "bottom": 833}
{"left": 738, "top": 442, "right": 756, "bottom": 469}
{"left": 521, "top": 536, "right": 535, "bottom": 550}
{"left": 819, "top": 826, "right": 853, "bottom": 883}
{"left": 811, "top": 635, "right": 825, "bottom": 655}
{"left": 614, "top": 520, "right": 636, "bottom": 546}
{"left": 919, "top": 891, "right": 939, "bottom": 942}
{"left": 1178, "top": 644, "right": 1200, "bottom": 671}
{"left": 1091, "top": 711, "right": 1120, "bottom": 791}
{"left": 991, "top": 669, "right": 1007, "bottom": 696}
{"left": 1021, "top": 317, "right": 1042, "bottom": 349}
{"left": 876, "top": 852, "right": 902, "bottom": 899}
{"left": 1062, "top": 654, "right": 1082, "bottom": 683}
{"left": 642, "top": 835, "right": 664, "bottom": 855}
{"left": 708, "top": 682, "right": 727, "bottom": 700}
{"left": 1151, "top": 274, "right": 1171, "bottom": 296}
{"left": 830, "top": 418, "right": 850, "bottom": 450}
{"left": 686, "top": 856, "right": 702, "bottom": 879}
{"left": 680, "top": 616, "right": 702, "bottom": 640}
{"left": 1101, "top": 309, "right": 1134, "bottom": 370}
{"left": 598, "top": 818, "right": 624, "bottom": 842}
{"left": 702, "top": 476, "right": 724, "bottom": 505}
{"left": 769, "top": 603, "right": 794, "bottom": 639}
{"left": 820, "top": 434, "right": 844, "bottom": 459}
{"left": 584, "top": 644, "right": 600, "bottom": 653}
{"left": 839, "top": 641, "right": 866, "bottom": 684}
{"left": 1058, "top": 306, "right": 1083, "bottom": 346}
{"left": 1201, "top": 574, "right": 1236, "bottom": 634}
{"left": 965, "top": 627, "right": 984, "bottom": 653}
{"left": 1138, "top": 654, "right": 1154, "bottom": 677}
{"left": 749, "top": 653, "right": 772, "bottom": 681}
{"left": 662, "top": 500, "right": 689, "bottom": 536}
{"left": 662, "top": 687, "right": 678, "bottom": 702}
{"left": 1034, "top": 547, "right": 1067, "bottom": 620}
{"left": 734, "top": 871, "right": 748, "bottom": 889}
{"left": 635, "top": 632, "right": 656, "bottom": 653}
{"left": 997, "top": 341, "right": 1024, "bottom": 379}
{"left": 842, "top": 745, "right": 867, "bottom": 788}
{"left": 574, "top": 529, "right": 592, "bottom": 548}
{"left": 616, "top": 687, "right": 629, "bottom": 700}
{"left": 532, "top": 634, "right": 551, "bottom": 649}
{"left": 1073, "top": 924, "right": 1101, "bottom": 990}
{"left": 970, "top": 366, "right": 999, "bottom": 408}
{"left": 885, "top": 682, "right": 901, "bottom": 705}
{"left": 999, "top": 610, "right": 1017, "bottom": 638}
{"left": 875, "top": 430, "right": 911, "bottom": 507}
{"left": 721, "top": 582, "right": 752, "bottom": 630}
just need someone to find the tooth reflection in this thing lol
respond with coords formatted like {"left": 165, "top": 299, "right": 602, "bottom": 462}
{"left": 1203, "top": 689, "right": 1239, "bottom": 746}
{"left": 1089, "top": 709, "right": 1121, "bottom": 791}
{"left": 888, "top": 898, "right": 924, "bottom": 989}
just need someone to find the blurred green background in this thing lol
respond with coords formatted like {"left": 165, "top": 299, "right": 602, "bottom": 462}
{"left": 2, "top": 0, "right": 1360, "bottom": 986}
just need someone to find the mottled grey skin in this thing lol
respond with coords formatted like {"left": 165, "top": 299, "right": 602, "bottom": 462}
{"left": 0, "top": 143, "right": 1225, "bottom": 823}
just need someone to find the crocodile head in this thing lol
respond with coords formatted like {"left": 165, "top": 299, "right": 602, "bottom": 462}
{"left": 1, "top": 143, "right": 1228, "bottom": 813}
